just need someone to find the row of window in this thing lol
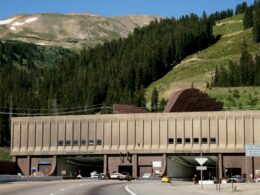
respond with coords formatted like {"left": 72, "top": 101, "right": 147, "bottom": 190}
{"left": 168, "top": 138, "right": 216, "bottom": 144}
{"left": 58, "top": 139, "right": 102, "bottom": 146}
{"left": 57, "top": 138, "right": 216, "bottom": 146}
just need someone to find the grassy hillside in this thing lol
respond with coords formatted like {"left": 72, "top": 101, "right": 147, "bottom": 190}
{"left": 146, "top": 14, "right": 260, "bottom": 110}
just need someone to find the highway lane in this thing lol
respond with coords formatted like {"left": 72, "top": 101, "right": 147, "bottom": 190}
{"left": 127, "top": 181, "right": 206, "bottom": 195}
{"left": 0, "top": 180, "right": 128, "bottom": 195}
{"left": 0, "top": 179, "right": 206, "bottom": 195}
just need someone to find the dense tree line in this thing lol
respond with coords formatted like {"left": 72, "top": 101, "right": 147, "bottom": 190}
{"left": 0, "top": 41, "right": 74, "bottom": 145}
{"left": 236, "top": 1, "right": 248, "bottom": 15}
{"left": 241, "top": 0, "right": 260, "bottom": 43}
{"left": 0, "top": 14, "right": 215, "bottom": 145}
{"left": 208, "top": 9, "right": 233, "bottom": 22}
{"left": 212, "top": 40, "right": 260, "bottom": 87}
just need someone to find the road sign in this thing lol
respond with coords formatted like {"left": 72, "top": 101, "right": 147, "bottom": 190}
{"left": 246, "top": 144, "right": 260, "bottom": 157}
{"left": 152, "top": 161, "right": 162, "bottom": 168}
{"left": 196, "top": 166, "right": 207, "bottom": 171}
{"left": 195, "top": 157, "right": 208, "bottom": 165}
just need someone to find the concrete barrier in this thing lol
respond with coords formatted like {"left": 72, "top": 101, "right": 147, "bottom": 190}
{"left": 0, "top": 175, "right": 63, "bottom": 183}
{"left": 198, "top": 180, "right": 214, "bottom": 184}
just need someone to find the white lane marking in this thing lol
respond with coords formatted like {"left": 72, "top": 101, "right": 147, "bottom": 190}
{"left": 49, "top": 194, "right": 54, "bottom": 195}
{"left": 125, "top": 185, "right": 137, "bottom": 195}
{"left": 60, "top": 188, "right": 65, "bottom": 191}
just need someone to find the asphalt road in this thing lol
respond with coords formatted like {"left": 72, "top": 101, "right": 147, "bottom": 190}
{"left": 0, "top": 179, "right": 206, "bottom": 195}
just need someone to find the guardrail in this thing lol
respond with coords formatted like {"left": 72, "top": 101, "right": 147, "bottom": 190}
{"left": 0, "top": 175, "right": 63, "bottom": 183}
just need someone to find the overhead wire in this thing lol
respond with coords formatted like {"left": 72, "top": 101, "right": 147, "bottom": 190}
{"left": 0, "top": 106, "right": 113, "bottom": 116}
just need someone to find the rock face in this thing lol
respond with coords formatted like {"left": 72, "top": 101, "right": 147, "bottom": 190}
{"left": 0, "top": 13, "right": 160, "bottom": 48}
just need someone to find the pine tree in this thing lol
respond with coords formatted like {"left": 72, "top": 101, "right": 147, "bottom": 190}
{"left": 254, "top": 53, "right": 260, "bottom": 85}
{"left": 159, "top": 98, "right": 167, "bottom": 112}
{"left": 236, "top": 1, "right": 248, "bottom": 15}
{"left": 253, "top": 8, "right": 260, "bottom": 43}
{"left": 254, "top": 0, "right": 260, "bottom": 9}
{"left": 151, "top": 88, "right": 159, "bottom": 112}
{"left": 243, "top": 7, "right": 253, "bottom": 29}
{"left": 240, "top": 39, "right": 253, "bottom": 85}
{"left": 213, "top": 66, "right": 219, "bottom": 86}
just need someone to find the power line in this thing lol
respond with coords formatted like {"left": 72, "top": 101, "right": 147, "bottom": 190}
{"left": 0, "top": 106, "right": 113, "bottom": 116}
{"left": 0, "top": 104, "right": 104, "bottom": 111}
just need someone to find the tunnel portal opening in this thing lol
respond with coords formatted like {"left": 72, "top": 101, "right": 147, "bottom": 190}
{"left": 57, "top": 156, "right": 104, "bottom": 177}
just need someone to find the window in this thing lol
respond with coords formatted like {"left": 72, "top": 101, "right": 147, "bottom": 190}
{"left": 210, "top": 138, "right": 216, "bottom": 144}
{"left": 96, "top": 139, "right": 102, "bottom": 145}
{"left": 193, "top": 138, "right": 199, "bottom": 144}
{"left": 66, "top": 140, "right": 71, "bottom": 146}
{"left": 88, "top": 139, "right": 94, "bottom": 146}
{"left": 177, "top": 138, "right": 182, "bottom": 144}
{"left": 73, "top": 140, "right": 78, "bottom": 146}
{"left": 168, "top": 138, "right": 174, "bottom": 144}
{"left": 58, "top": 140, "right": 64, "bottom": 146}
{"left": 81, "top": 140, "right": 86, "bottom": 146}
{"left": 185, "top": 138, "right": 191, "bottom": 143}
{"left": 202, "top": 138, "right": 208, "bottom": 144}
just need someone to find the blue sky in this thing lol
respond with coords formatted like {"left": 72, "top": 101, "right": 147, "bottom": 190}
{"left": 0, "top": 0, "right": 255, "bottom": 20}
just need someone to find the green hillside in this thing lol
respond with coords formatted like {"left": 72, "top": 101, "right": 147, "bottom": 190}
{"left": 146, "top": 14, "right": 260, "bottom": 110}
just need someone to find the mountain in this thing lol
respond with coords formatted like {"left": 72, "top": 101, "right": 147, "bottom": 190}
{"left": 145, "top": 14, "right": 260, "bottom": 110}
{"left": 0, "top": 13, "right": 160, "bottom": 48}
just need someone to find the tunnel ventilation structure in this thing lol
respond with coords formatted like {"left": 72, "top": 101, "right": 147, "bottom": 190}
{"left": 164, "top": 88, "right": 223, "bottom": 112}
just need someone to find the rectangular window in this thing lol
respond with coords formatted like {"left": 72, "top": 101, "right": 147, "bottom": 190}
{"left": 193, "top": 138, "right": 199, "bottom": 144}
{"left": 73, "top": 140, "right": 78, "bottom": 146}
{"left": 81, "top": 140, "right": 86, "bottom": 146}
{"left": 65, "top": 140, "right": 71, "bottom": 146}
{"left": 88, "top": 139, "right": 94, "bottom": 146}
{"left": 202, "top": 138, "right": 208, "bottom": 144}
{"left": 185, "top": 138, "right": 191, "bottom": 143}
{"left": 58, "top": 140, "right": 63, "bottom": 146}
{"left": 96, "top": 139, "right": 102, "bottom": 145}
{"left": 168, "top": 138, "right": 174, "bottom": 144}
{"left": 177, "top": 138, "right": 182, "bottom": 144}
{"left": 210, "top": 138, "right": 216, "bottom": 144}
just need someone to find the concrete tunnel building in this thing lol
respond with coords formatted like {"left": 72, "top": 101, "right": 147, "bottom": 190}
{"left": 10, "top": 89, "right": 260, "bottom": 179}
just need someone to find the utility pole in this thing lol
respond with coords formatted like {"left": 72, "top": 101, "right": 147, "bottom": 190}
{"left": 200, "top": 152, "right": 203, "bottom": 190}
{"left": 9, "top": 94, "right": 13, "bottom": 145}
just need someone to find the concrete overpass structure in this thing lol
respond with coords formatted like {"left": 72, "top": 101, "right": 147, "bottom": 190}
{"left": 11, "top": 110, "right": 260, "bottom": 179}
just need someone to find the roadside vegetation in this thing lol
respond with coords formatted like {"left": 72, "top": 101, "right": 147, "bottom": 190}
{"left": 0, "top": 147, "right": 11, "bottom": 161}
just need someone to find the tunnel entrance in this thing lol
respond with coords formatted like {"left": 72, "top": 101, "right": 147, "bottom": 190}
{"left": 57, "top": 156, "right": 103, "bottom": 177}
{"left": 118, "top": 165, "right": 133, "bottom": 176}
{"left": 225, "top": 168, "right": 241, "bottom": 177}
{"left": 167, "top": 154, "right": 217, "bottom": 180}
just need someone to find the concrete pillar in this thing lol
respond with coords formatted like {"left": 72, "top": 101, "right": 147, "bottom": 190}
{"left": 28, "top": 156, "right": 31, "bottom": 175}
{"left": 161, "top": 154, "right": 167, "bottom": 176}
{"left": 103, "top": 154, "right": 107, "bottom": 174}
{"left": 12, "top": 156, "right": 16, "bottom": 163}
{"left": 132, "top": 154, "right": 138, "bottom": 178}
{"left": 218, "top": 154, "right": 223, "bottom": 179}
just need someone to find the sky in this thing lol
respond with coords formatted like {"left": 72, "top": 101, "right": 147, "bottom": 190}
{"left": 0, "top": 0, "right": 255, "bottom": 20}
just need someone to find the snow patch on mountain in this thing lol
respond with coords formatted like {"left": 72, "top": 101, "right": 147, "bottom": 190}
{"left": 0, "top": 17, "right": 17, "bottom": 25}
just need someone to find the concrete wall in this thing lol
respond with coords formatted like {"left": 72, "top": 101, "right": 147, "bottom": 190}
{"left": 11, "top": 111, "right": 260, "bottom": 156}
{"left": 223, "top": 156, "right": 260, "bottom": 178}
{"left": 167, "top": 158, "right": 194, "bottom": 179}
{"left": 56, "top": 158, "right": 79, "bottom": 177}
